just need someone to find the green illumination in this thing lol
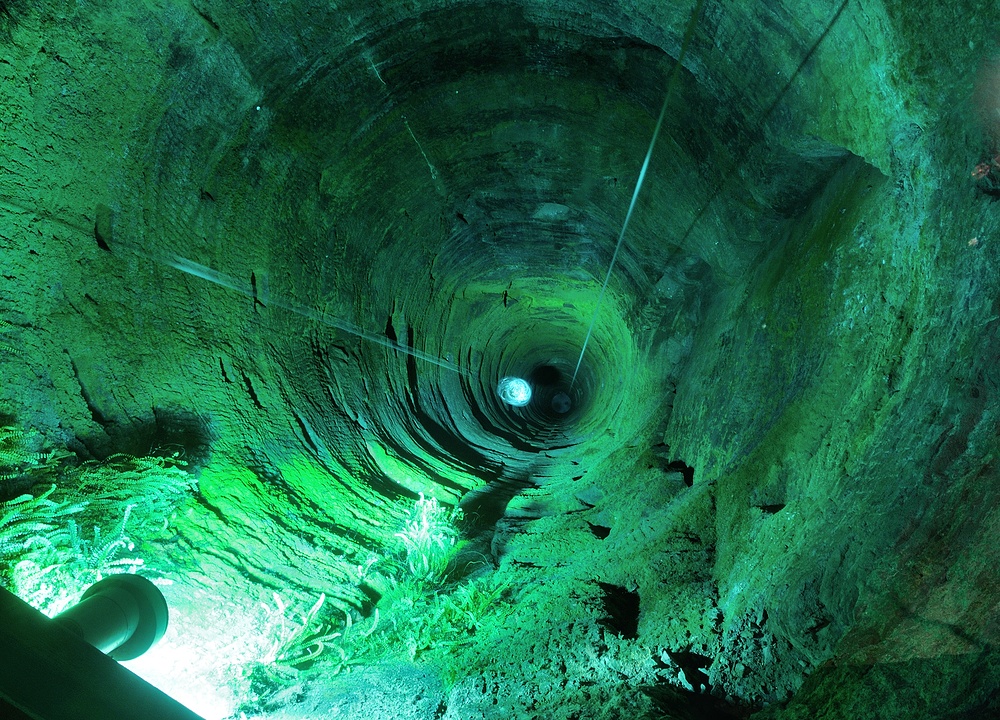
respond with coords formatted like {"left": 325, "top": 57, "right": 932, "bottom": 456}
{"left": 364, "top": 441, "right": 481, "bottom": 501}
{"left": 0, "top": 318, "right": 17, "bottom": 356}
{"left": 365, "top": 441, "right": 441, "bottom": 498}
{"left": 0, "top": 427, "right": 195, "bottom": 616}
{"left": 4, "top": 0, "right": 999, "bottom": 716}
{"left": 394, "top": 493, "right": 464, "bottom": 582}
{"left": 118, "top": 491, "right": 506, "bottom": 719}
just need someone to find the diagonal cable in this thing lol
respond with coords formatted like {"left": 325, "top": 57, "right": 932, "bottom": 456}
{"left": 571, "top": 0, "right": 707, "bottom": 387}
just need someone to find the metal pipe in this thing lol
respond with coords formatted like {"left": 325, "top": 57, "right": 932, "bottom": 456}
{"left": 0, "top": 583, "right": 203, "bottom": 720}
{"left": 54, "top": 574, "right": 168, "bottom": 660}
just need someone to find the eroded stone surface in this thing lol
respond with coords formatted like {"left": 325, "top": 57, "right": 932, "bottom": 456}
{"left": 1, "top": 0, "right": 998, "bottom": 718}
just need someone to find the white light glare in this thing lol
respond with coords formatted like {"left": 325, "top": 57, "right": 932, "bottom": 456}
{"left": 497, "top": 377, "right": 532, "bottom": 407}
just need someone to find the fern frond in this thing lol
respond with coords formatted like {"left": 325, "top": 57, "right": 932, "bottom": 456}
{"left": 0, "top": 318, "right": 20, "bottom": 356}
{"left": 0, "top": 485, "right": 86, "bottom": 562}
{"left": 64, "top": 453, "right": 196, "bottom": 540}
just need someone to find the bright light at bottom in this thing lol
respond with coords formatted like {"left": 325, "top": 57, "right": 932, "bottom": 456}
{"left": 123, "top": 639, "right": 235, "bottom": 720}
{"left": 120, "top": 584, "right": 279, "bottom": 720}
{"left": 497, "top": 376, "right": 532, "bottom": 407}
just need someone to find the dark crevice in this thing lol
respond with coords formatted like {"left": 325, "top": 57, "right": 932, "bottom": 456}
{"left": 587, "top": 521, "right": 611, "bottom": 539}
{"left": 597, "top": 582, "right": 640, "bottom": 640}
{"left": 240, "top": 371, "right": 265, "bottom": 409}
{"left": 93, "top": 203, "right": 113, "bottom": 251}
{"left": 67, "top": 355, "right": 112, "bottom": 428}
{"left": 667, "top": 459, "right": 696, "bottom": 486}
{"left": 291, "top": 409, "right": 321, "bottom": 455}
{"left": 641, "top": 682, "right": 750, "bottom": 719}
{"left": 757, "top": 503, "right": 786, "bottom": 515}
{"left": 665, "top": 648, "right": 714, "bottom": 693}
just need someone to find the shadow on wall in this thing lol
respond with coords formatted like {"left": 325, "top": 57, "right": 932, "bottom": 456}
{"left": 73, "top": 407, "right": 215, "bottom": 470}
{"left": 457, "top": 469, "right": 539, "bottom": 566}
{"left": 641, "top": 682, "right": 752, "bottom": 720}
{"left": 751, "top": 649, "right": 1000, "bottom": 720}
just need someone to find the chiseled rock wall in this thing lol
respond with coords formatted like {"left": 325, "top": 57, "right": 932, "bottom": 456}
{"left": 1, "top": 0, "right": 998, "bottom": 717}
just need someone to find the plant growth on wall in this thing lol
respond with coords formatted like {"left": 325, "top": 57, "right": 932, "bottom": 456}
{"left": 0, "top": 425, "right": 197, "bottom": 616}
{"left": 231, "top": 491, "right": 512, "bottom": 716}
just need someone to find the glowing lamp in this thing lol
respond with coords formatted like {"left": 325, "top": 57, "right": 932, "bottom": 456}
{"left": 497, "top": 377, "right": 531, "bottom": 407}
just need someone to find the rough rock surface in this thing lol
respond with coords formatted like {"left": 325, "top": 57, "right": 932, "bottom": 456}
{"left": 1, "top": 0, "right": 998, "bottom": 718}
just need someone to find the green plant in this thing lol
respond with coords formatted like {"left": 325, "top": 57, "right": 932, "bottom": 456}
{"left": 0, "top": 317, "right": 18, "bottom": 356}
{"left": 235, "top": 572, "right": 510, "bottom": 709}
{"left": 0, "top": 484, "right": 85, "bottom": 563}
{"left": 0, "top": 426, "right": 61, "bottom": 485}
{"left": 315, "top": 572, "right": 510, "bottom": 673}
{"left": 0, "top": 426, "right": 35, "bottom": 477}
{"left": 229, "top": 495, "right": 495, "bottom": 712}
{"left": 0, "top": 427, "right": 196, "bottom": 616}
{"left": 397, "top": 574, "right": 510, "bottom": 660}
{"left": 394, "top": 493, "right": 463, "bottom": 582}
{"left": 263, "top": 592, "right": 346, "bottom": 669}
{"left": 233, "top": 591, "right": 363, "bottom": 715}
{"left": 66, "top": 506, "right": 145, "bottom": 580}
{"left": 3, "top": 497, "right": 144, "bottom": 615}
{"left": 66, "top": 453, "right": 195, "bottom": 541}
{"left": 1, "top": 485, "right": 88, "bottom": 615}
